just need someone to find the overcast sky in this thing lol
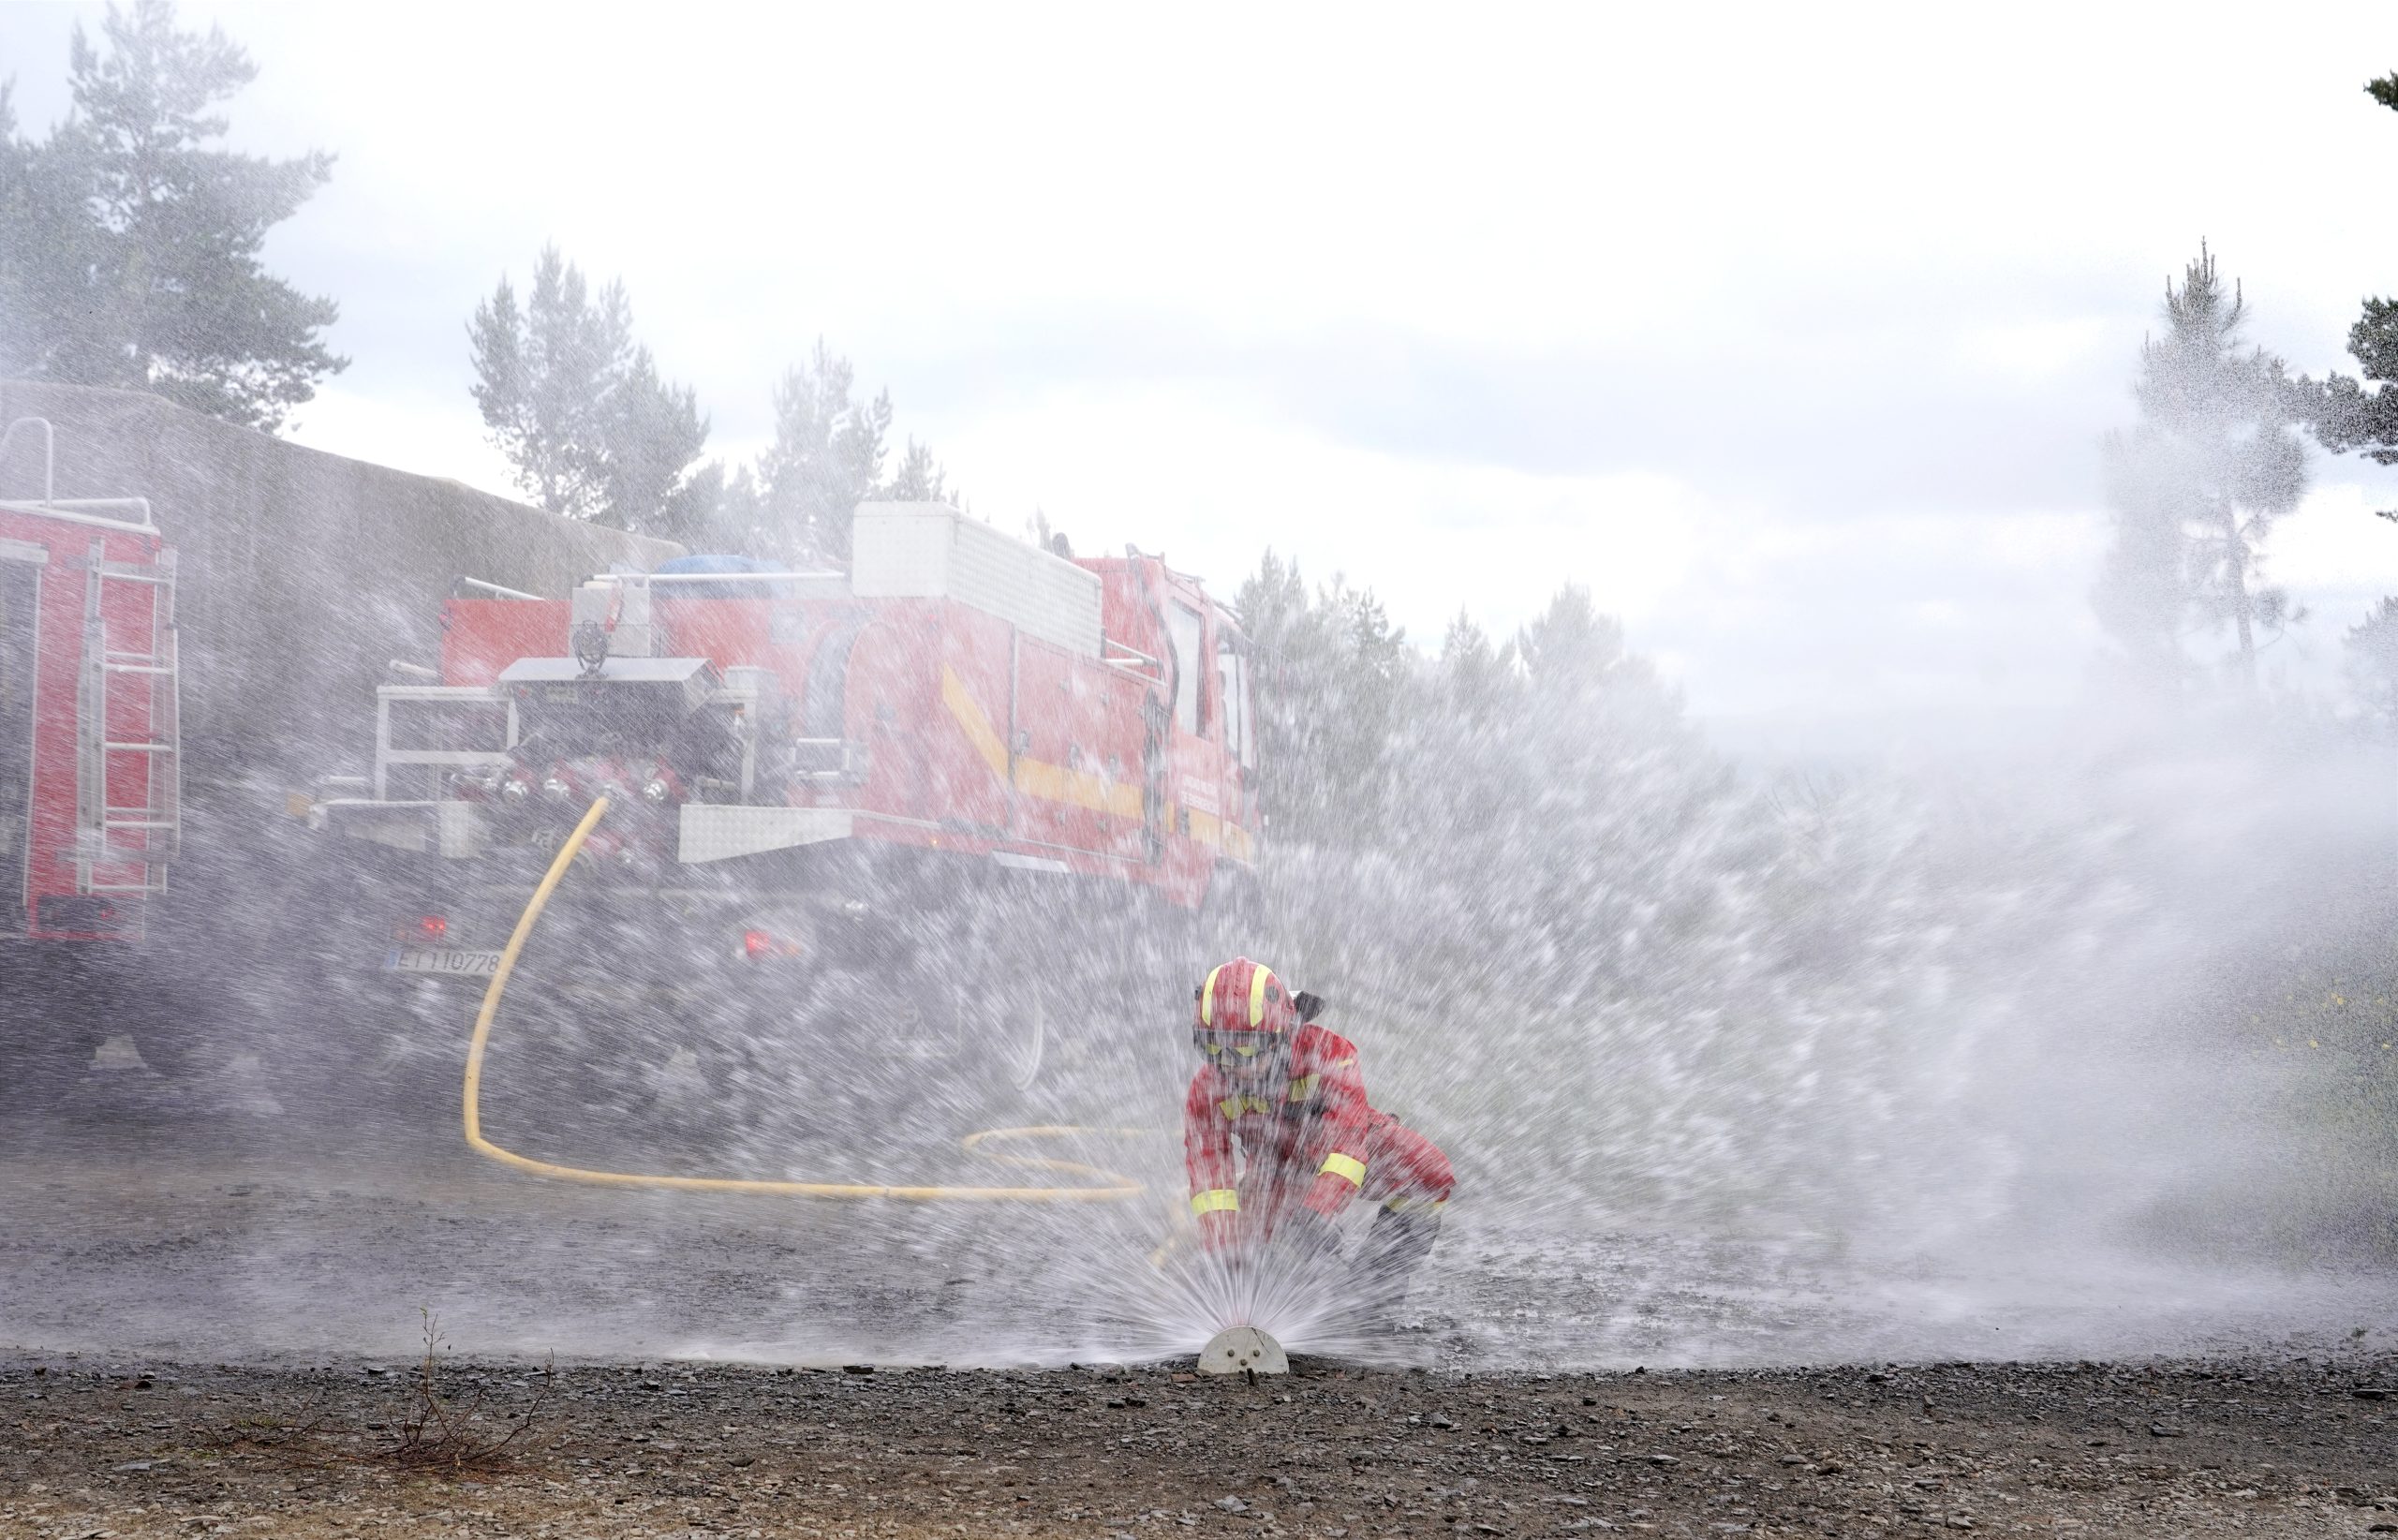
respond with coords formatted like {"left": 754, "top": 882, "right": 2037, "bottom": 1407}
{"left": 7, "top": 2, "right": 2398, "bottom": 745}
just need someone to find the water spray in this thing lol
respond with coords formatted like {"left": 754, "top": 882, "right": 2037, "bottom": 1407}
{"left": 466, "top": 799, "right": 1418, "bottom": 1369}
{"left": 462, "top": 796, "right": 1148, "bottom": 1202}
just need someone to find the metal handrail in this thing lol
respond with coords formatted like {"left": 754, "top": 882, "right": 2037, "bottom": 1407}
{"left": 452, "top": 576, "right": 543, "bottom": 601}
{"left": 1103, "top": 637, "right": 1161, "bottom": 668}
{"left": 633, "top": 570, "right": 846, "bottom": 585}
{"left": 0, "top": 498, "right": 155, "bottom": 534}
{"left": 371, "top": 684, "right": 518, "bottom": 799}
{"left": 0, "top": 419, "right": 156, "bottom": 527}
{"left": 47, "top": 497, "right": 154, "bottom": 521}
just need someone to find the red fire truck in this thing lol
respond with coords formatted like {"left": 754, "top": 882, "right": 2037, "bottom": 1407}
{"left": 0, "top": 418, "right": 181, "bottom": 951}
{"left": 312, "top": 502, "right": 1261, "bottom": 1097}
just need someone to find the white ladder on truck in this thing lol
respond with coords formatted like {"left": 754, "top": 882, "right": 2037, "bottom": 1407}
{"left": 76, "top": 540, "right": 181, "bottom": 896}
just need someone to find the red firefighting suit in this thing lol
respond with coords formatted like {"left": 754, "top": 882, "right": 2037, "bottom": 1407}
{"left": 1182, "top": 1015, "right": 1454, "bottom": 1303}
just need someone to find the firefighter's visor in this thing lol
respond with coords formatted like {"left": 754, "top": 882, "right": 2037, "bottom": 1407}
{"left": 1193, "top": 1030, "right": 1280, "bottom": 1060}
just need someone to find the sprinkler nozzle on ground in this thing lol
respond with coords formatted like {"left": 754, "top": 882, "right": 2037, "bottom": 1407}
{"left": 1197, "top": 1325, "right": 1287, "bottom": 1376}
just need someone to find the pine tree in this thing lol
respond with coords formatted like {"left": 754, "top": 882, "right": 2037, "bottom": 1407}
{"left": 884, "top": 437, "right": 953, "bottom": 504}
{"left": 2093, "top": 430, "right": 2200, "bottom": 690}
{"left": 0, "top": 0, "right": 345, "bottom": 432}
{"left": 1517, "top": 584, "right": 1633, "bottom": 701}
{"left": 604, "top": 343, "right": 708, "bottom": 532}
{"left": 467, "top": 245, "right": 707, "bottom": 532}
{"left": 2095, "top": 244, "right": 2307, "bottom": 690}
{"left": 1437, "top": 611, "right": 1518, "bottom": 726}
{"left": 750, "top": 341, "right": 892, "bottom": 562}
{"left": 2348, "top": 598, "right": 2398, "bottom": 729}
{"left": 2298, "top": 74, "right": 2398, "bottom": 514}
{"left": 672, "top": 464, "right": 765, "bottom": 558}
{"left": 1231, "top": 553, "right": 1414, "bottom": 848}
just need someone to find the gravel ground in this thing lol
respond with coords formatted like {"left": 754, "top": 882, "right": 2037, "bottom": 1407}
{"left": 9, "top": 1003, "right": 2398, "bottom": 1538}
{"left": 12, "top": 1072, "right": 2398, "bottom": 1375}
{"left": 5, "top": 1351, "right": 2396, "bottom": 1538}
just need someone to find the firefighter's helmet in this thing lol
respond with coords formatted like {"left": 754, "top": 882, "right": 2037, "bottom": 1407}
{"left": 1194, "top": 956, "right": 1299, "bottom": 1037}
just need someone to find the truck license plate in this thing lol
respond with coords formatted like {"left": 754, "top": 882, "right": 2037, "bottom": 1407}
{"left": 385, "top": 947, "right": 503, "bottom": 977}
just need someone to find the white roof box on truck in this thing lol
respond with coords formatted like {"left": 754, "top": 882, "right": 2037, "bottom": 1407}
{"left": 851, "top": 501, "right": 1102, "bottom": 659}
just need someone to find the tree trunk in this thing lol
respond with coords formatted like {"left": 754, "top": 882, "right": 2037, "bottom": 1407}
{"left": 2221, "top": 500, "right": 2257, "bottom": 688}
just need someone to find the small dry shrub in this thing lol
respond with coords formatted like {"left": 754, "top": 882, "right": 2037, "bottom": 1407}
{"left": 380, "top": 1310, "right": 555, "bottom": 1473}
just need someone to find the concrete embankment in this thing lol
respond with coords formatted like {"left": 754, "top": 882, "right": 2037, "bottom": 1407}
{"left": 0, "top": 378, "right": 680, "bottom": 781}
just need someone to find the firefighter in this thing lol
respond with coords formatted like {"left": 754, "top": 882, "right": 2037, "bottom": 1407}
{"left": 1182, "top": 956, "right": 1453, "bottom": 1320}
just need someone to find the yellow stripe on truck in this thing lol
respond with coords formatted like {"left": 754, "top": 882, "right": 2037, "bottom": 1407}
{"left": 1191, "top": 1188, "right": 1239, "bottom": 1216}
{"left": 939, "top": 665, "right": 1012, "bottom": 777}
{"left": 1013, "top": 756, "right": 1144, "bottom": 819}
{"left": 941, "top": 664, "right": 1145, "bottom": 820}
{"left": 1319, "top": 1151, "right": 1367, "bottom": 1188}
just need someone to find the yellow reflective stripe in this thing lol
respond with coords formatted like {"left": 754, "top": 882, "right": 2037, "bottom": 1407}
{"left": 1202, "top": 964, "right": 1222, "bottom": 1028}
{"left": 1250, "top": 966, "right": 1274, "bottom": 1028}
{"left": 1330, "top": 1057, "right": 1355, "bottom": 1069}
{"left": 946, "top": 664, "right": 1145, "bottom": 818}
{"left": 1014, "top": 755, "right": 1143, "bottom": 818}
{"left": 1319, "top": 1150, "right": 1367, "bottom": 1188}
{"left": 1283, "top": 1074, "right": 1318, "bottom": 1102}
{"left": 1219, "top": 1095, "right": 1270, "bottom": 1119}
{"left": 1384, "top": 1195, "right": 1446, "bottom": 1215}
{"left": 939, "top": 665, "right": 1010, "bottom": 777}
{"left": 1191, "top": 1188, "right": 1239, "bottom": 1216}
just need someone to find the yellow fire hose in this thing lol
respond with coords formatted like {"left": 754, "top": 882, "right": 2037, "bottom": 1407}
{"left": 463, "top": 796, "right": 1147, "bottom": 1202}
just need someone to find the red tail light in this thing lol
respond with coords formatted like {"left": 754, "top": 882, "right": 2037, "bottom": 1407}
{"left": 743, "top": 928, "right": 802, "bottom": 961}
{"left": 413, "top": 914, "right": 449, "bottom": 942}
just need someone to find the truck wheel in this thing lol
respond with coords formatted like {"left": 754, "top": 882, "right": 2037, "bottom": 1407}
{"left": 23, "top": 1028, "right": 102, "bottom": 1107}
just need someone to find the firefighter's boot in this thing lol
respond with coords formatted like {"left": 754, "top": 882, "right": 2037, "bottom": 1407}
{"left": 1348, "top": 1206, "right": 1443, "bottom": 1330}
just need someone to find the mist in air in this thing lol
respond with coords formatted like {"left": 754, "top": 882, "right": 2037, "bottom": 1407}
{"left": 3, "top": 3, "right": 2397, "bottom": 1379}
